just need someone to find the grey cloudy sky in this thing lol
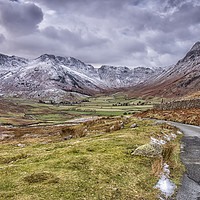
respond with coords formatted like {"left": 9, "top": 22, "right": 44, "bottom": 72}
{"left": 0, "top": 0, "right": 200, "bottom": 68}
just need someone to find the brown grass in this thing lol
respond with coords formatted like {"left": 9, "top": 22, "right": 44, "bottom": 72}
{"left": 0, "top": 116, "right": 130, "bottom": 144}
{"left": 151, "top": 158, "right": 163, "bottom": 175}
{"left": 151, "top": 141, "right": 180, "bottom": 177}
{"left": 61, "top": 126, "right": 85, "bottom": 138}
{"left": 135, "top": 108, "right": 200, "bottom": 126}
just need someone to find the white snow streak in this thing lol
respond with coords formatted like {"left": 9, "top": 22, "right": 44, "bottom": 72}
{"left": 154, "top": 163, "right": 177, "bottom": 199}
{"left": 151, "top": 137, "right": 167, "bottom": 145}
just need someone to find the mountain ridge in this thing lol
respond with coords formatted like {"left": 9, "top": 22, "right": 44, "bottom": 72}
{"left": 0, "top": 41, "right": 199, "bottom": 101}
{"left": 0, "top": 53, "right": 163, "bottom": 102}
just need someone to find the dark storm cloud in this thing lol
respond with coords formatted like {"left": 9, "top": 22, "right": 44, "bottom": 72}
{"left": 0, "top": 0, "right": 200, "bottom": 67}
{"left": 0, "top": 0, "right": 43, "bottom": 36}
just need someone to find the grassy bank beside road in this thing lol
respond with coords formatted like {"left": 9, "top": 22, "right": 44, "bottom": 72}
{"left": 0, "top": 117, "right": 184, "bottom": 199}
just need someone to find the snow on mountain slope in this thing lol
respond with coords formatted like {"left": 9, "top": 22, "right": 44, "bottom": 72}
{"left": 0, "top": 54, "right": 28, "bottom": 69}
{"left": 98, "top": 66, "right": 160, "bottom": 87}
{"left": 0, "top": 53, "right": 163, "bottom": 102}
{"left": 0, "top": 54, "right": 29, "bottom": 80}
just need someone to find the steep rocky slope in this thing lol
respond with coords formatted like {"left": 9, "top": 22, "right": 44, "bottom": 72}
{"left": 128, "top": 42, "right": 200, "bottom": 98}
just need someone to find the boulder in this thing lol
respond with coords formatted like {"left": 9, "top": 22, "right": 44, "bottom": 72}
{"left": 132, "top": 143, "right": 162, "bottom": 157}
{"left": 17, "top": 143, "right": 26, "bottom": 147}
{"left": 130, "top": 123, "right": 138, "bottom": 128}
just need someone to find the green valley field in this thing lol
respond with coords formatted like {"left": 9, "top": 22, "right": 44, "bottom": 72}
{"left": 0, "top": 93, "right": 162, "bottom": 127}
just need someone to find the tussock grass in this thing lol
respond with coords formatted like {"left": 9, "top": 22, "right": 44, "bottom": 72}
{"left": 24, "top": 172, "right": 59, "bottom": 184}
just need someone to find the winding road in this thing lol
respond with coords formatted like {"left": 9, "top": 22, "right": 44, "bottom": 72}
{"left": 167, "top": 122, "right": 200, "bottom": 199}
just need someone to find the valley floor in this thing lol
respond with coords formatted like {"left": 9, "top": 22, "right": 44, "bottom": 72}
{"left": 0, "top": 94, "right": 161, "bottom": 127}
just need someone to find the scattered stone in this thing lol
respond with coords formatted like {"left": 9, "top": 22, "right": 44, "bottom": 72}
{"left": 64, "top": 135, "right": 73, "bottom": 140}
{"left": 132, "top": 143, "right": 162, "bottom": 157}
{"left": 152, "top": 121, "right": 166, "bottom": 126}
{"left": 22, "top": 134, "right": 30, "bottom": 137}
{"left": 22, "top": 134, "right": 40, "bottom": 138}
{"left": 40, "top": 141, "right": 49, "bottom": 145}
{"left": 0, "top": 134, "right": 15, "bottom": 141}
{"left": 120, "top": 121, "right": 124, "bottom": 128}
{"left": 110, "top": 125, "right": 115, "bottom": 131}
{"left": 130, "top": 123, "right": 138, "bottom": 128}
{"left": 17, "top": 143, "right": 26, "bottom": 147}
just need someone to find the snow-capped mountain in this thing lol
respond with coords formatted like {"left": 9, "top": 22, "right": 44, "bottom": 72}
{"left": 0, "top": 53, "right": 163, "bottom": 102}
{"left": 1, "top": 41, "right": 199, "bottom": 101}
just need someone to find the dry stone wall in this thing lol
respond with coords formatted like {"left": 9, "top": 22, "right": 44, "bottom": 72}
{"left": 153, "top": 99, "right": 200, "bottom": 110}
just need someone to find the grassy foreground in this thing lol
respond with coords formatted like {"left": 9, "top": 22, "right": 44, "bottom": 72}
{"left": 0, "top": 117, "right": 184, "bottom": 199}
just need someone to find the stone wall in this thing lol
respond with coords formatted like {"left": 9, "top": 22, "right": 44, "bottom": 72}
{"left": 153, "top": 99, "right": 200, "bottom": 110}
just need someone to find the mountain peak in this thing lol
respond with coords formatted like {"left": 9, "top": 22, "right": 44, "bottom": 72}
{"left": 190, "top": 41, "right": 200, "bottom": 51}
{"left": 38, "top": 54, "right": 56, "bottom": 61}
{"left": 179, "top": 41, "right": 200, "bottom": 63}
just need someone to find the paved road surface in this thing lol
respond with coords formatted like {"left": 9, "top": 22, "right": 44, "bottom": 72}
{"left": 167, "top": 122, "right": 200, "bottom": 200}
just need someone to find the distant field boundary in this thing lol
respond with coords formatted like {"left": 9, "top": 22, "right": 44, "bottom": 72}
{"left": 153, "top": 99, "right": 200, "bottom": 110}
